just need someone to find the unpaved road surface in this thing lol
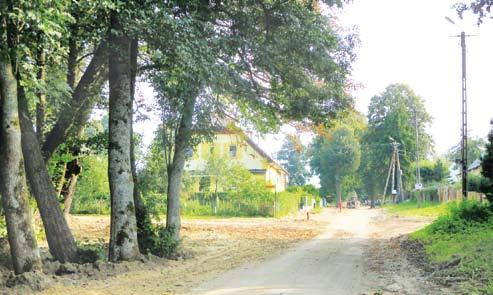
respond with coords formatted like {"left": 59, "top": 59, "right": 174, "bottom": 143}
{"left": 191, "top": 208, "right": 434, "bottom": 295}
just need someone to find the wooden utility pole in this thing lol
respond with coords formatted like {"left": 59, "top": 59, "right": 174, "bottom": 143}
{"left": 382, "top": 140, "right": 404, "bottom": 204}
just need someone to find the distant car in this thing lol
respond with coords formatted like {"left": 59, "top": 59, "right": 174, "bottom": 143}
{"left": 347, "top": 198, "right": 360, "bottom": 209}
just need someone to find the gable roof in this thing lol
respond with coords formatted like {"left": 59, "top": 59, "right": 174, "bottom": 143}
{"left": 217, "top": 128, "right": 289, "bottom": 175}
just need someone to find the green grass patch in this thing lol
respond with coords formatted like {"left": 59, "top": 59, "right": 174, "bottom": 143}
{"left": 384, "top": 200, "right": 450, "bottom": 218}
{"left": 410, "top": 201, "right": 493, "bottom": 293}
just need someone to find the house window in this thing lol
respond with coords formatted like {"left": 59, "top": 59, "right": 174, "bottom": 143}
{"left": 229, "top": 145, "right": 237, "bottom": 157}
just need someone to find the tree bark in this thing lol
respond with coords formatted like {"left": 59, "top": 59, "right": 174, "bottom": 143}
{"left": 42, "top": 42, "right": 108, "bottom": 160}
{"left": 63, "top": 174, "right": 78, "bottom": 216}
{"left": 55, "top": 162, "right": 67, "bottom": 197}
{"left": 18, "top": 83, "right": 77, "bottom": 263}
{"left": 0, "top": 58, "right": 42, "bottom": 274}
{"left": 35, "top": 46, "right": 46, "bottom": 142}
{"left": 166, "top": 96, "right": 197, "bottom": 241}
{"left": 129, "top": 38, "right": 154, "bottom": 252}
{"left": 108, "top": 11, "right": 140, "bottom": 261}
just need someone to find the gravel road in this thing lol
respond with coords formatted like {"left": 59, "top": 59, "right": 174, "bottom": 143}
{"left": 191, "top": 208, "right": 382, "bottom": 295}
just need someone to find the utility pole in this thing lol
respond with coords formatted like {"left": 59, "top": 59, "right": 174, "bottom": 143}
{"left": 445, "top": 17, "right": 470, "bottom": 200}
{"left": 460, "top": 31, "right": 468, "bottom": 200}
{"left": 414, "top": 107, "right": 423, "bottom": 202}
{"left": 382, "top": 139, "right": 404, "bottom": 204}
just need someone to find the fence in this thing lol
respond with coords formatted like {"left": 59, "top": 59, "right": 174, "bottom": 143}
{"left": 410, "top": 186, "right": 486, "bottom": 203}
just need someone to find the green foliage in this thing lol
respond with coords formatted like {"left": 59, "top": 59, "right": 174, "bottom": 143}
{"left": 481, "top": 122, "right": 493, "bottom": 204}
{"left": 410, "top": 200, "right": 493, "bottom": 293}
{"left": 359, "top": 84, "right": 433, "bottom": 198}
{"left": 0, "top": 218, "right": 6, "bottom": 238}
{"left": 447, "top": 137, "right": 486, "bottom": 170}
{"left": 468, "top": 173, "right": 489, "bottom": 193}
{"left": 139, "top": 135, "right": 168, "bottom": 198}
{"left": 385, "top": 200, "right": 450, "bottom": 218}
{"left": 277, "top": 135, "right": 310, "bottom": 186}
{"left": 310, "top": 126, "right": 360, "bottom": 198}
{"left": 76, "top": 241, "right": 106, "bottom": 263}
{"left": 72, "top": 155, "right": 110, "bottom": 214}
{"left": 147, "top": 225, "right": 180, "bottom": 258}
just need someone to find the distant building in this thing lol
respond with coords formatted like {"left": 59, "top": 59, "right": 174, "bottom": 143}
{"left": 467, "top": 158, "right": 482, "bottom": 174}
{"left": 185, "top": 129, "right": 289, "bottom": 192}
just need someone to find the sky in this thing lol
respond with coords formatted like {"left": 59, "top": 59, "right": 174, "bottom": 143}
{"left": 136, "top": 0, "right": 493, "bottom": 162}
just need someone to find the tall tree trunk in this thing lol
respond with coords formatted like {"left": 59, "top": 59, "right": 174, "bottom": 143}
{"left": 108, "top": 11, "right": 140, "bottom": 261}
{"left": 336, "top": 181, "right": 342, "bottom": 212}
{"left": 35, "top": 46, "right": 46, "bottom": 142}
{"left": 18, "top": 83, "right": 78, "bottom": 263}
{"left": 0, "top": 58, "right": 42, "bottom": 274}
{"left": 42, "top": 42, "right": 108, "bottom": 160}
{"left": 166, "top": 96, "right": 197, "bottom": 241}
{"left": 66, "top": 34, "right": 79, "bottom": 90}
{"left": 129, "top": 38, "right": 154, "bottom": 252}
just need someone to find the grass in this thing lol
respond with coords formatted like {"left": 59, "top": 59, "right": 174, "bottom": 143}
{"left": 384, "top": 200, "right": 450, "bottom": 218}
{"left": 408, "top": 201, "right": 493, "bottom": 293}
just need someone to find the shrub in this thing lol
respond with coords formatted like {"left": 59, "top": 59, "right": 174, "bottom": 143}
{"left": 149, "top": 225, "right": 180, "bottom": 258}
{"left": 422, "top": 201, "right": 492, "bottom": 235}
{"left": 450, "top": 200, "right": 491, "bottom": 223}
{"left": 76, "top": 241, "right": 106, "bottom": 263}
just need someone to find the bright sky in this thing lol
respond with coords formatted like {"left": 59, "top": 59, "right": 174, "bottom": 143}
{"left": 136, "top": 0, "right": 493, "bottom": 162}
{"left": 336, "top": 0, "right": 493, "bottom": 155}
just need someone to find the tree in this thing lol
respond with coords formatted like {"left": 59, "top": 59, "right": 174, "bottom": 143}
{"left": 0, "top": 55, "right": 42, "bottom": 274}
{"left": 142, "top": 0, "right": 355, "bottom": 241}
{"left": 432, "top": 159, "right": 450, "bottom": 183}
{"left": 455, "top": 1, "right": 493, "bottom": 25}
{"left": 310, "top": 126, "right": 361, "bottom": 207}
{"left": 277, "top": 135, "right": 310, "bottom": 186}
{"left": 480, "top": 120, "right": 493, "bottom": 204}
{"left": 107, "top": 9, "right": 140, "bottom": 261}
{"left": 359, "top": 84, "right": 433, "bottom": 199}
{"left": 1, "top": 0, "right": 78, "bottom": 263}
{"left": 447, "top": 137, "right": 486, "bottom": 169}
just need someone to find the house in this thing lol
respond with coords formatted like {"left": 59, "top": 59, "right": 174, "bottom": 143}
{"left": 184, "top": 129, "right": 289, "bottom": 192}
{"left": 467, "top": 158, "right": 482, "bottom": 174}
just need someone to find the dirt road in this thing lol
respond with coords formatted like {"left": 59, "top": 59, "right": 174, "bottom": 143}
{"left": 191, "top": 208, "right": 431, "bottom": 295}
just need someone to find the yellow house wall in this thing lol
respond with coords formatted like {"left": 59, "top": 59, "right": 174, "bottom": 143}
{"left": 185, "top": 133, "right": 289, "bottom": 192}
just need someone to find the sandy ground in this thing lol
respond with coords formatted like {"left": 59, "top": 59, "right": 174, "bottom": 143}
{"left": 36, "top": 213, "right": 325, "bottom": 295}
{"left": 10, "top": 208, "right": 452, "bottom": 295}
{"left": 190, "top": 208, "right": 438, "bottom": 295}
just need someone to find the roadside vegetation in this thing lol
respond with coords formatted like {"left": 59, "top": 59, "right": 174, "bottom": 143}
{"left": 385, "top": 201, "right": 450, "bottom": 218}
{"left": 409, "top": 201, "right": 493, "bottom": 293}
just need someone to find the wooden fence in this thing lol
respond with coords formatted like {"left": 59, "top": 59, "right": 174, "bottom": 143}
{"left": 414, "top": 186, "right": 486, "bottom": 203}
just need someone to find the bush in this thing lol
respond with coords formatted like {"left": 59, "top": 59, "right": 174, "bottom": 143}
{"left": 76, "top": 241, "right": 106, "bottom": 263}
{"left": 450, "top": 200, "right": 491, "bottom": 223}
{"left": 422, "top": 201, "right": 492, "bottom": 235}
{"left": 149, "top": 226, "right": 180, "bottom": 258}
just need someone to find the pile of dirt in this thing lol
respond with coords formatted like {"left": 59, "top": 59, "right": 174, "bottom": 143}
{"left": 0, "top": 246, "right": 181, "bottom": 294}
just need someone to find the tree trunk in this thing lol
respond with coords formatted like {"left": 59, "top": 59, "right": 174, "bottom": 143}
{"left": 35, "top": 46, "right": 46, "bottom": 142}
{"left": 61, "top": 159, "right": 82, "bottom": 217}
{"left": 166, "top": 96, "right": 197, "bottom": 241}
{"left": 42, "top": 42, "right": 108, "bottom": 160}
{"left": 18, "top": 84, "right": 78, "bottom": 263}
{"left": 0, "top": 58, "right": 42, "bottom": 274}
{"left": 108, "top": 11, "right": 140, "bottom": 261}
{"left": 56, "top": 162, "right": 67, "bottom": 197}
{"left": 336, "top": 181, "right": 342, "bottom": 212}
{"left": 129, "top": 38, "right": 154, "bottom": 253}
{"left": 63, "top": 174, "right": 78, "bottom": 217}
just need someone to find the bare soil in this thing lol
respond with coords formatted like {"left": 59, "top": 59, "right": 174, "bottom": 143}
{"left": 29, "top": 213, "right": 323, "bottom": 295}
{"left": 0, "top": 209, "right": 462, "bottom": 295}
